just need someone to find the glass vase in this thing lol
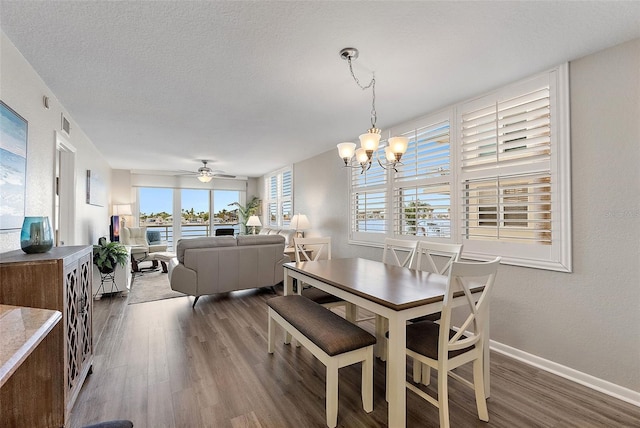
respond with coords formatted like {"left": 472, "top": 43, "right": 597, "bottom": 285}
{"left": 20, "top": 216, "right": 53, "bottom": 254}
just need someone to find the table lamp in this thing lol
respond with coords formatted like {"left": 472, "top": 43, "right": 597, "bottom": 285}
{"left": 113, "top": 204, "right": 133, "bottom": 228}
{"left": 290, "top": 213, "right": 311, "bottom": 237}
{"left": 246, "top": 215, "right": 262, "bottom": 234}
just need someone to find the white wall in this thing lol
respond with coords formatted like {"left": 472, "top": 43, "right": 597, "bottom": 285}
{"left": 284, "top": 39, "right": 640, "bottom": 394}
{"left": 0, "top": 32, "right": 112, "bottom": 252}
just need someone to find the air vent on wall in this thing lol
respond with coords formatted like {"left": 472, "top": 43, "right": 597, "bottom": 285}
{"left": 61, "top": 114, "right": 70, "bottom": 136}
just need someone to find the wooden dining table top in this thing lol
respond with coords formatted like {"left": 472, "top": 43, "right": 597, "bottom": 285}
{"left": 284, "top": 257, "right": 483, "bottom": 311}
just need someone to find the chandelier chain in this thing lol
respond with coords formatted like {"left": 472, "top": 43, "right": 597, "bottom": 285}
{"left": 347, "top": 57, "right": 377, "bottom": 129}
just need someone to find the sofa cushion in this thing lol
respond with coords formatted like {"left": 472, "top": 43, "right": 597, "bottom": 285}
{"left": 277, "top": 229, "right": 295, "bottom": 247}
{"left": 258, "top": 227, "right": 295, "bottom": 247}
{"left": 176, "top": 236, "right": 236, "bottom": 263}
{"left": 236, "top": 234, "right": 285, "bottom": 246}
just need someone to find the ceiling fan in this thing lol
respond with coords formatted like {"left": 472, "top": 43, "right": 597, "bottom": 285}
{"left": 180, "top": 160, "right": 238, "bottom": 182}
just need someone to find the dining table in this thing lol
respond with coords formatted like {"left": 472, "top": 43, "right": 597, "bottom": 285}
{"left": 283, "top": 257, "right": 489, "bottom": 428}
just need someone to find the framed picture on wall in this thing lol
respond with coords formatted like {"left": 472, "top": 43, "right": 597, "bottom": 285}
{"left": 0, "top": 100, "right": 28, "bottom": 231}
{"left": 86, "top": 169, "right": 106, "bottom": 206}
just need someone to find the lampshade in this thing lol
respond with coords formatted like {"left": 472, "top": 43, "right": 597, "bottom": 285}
{"left": 384, "top": 146, "right": 396, "bottom": 162}
{"left": 355, "top": 147, "right": 369, "bottom": 163}
{"left": 289, "top": 213, "right": 310, "bottom": 230}
{"left": 359, "top": 132, "right": 381, "bottom": 152}
{"left": 388, "top": 136, "right": 409, "bottom": 154}
{"left": 198, "top": 174, "right": 213, "bottom": 183}
{"left": 112, "top": 204, "right": 132, "bottom": 216}
{"left": 246, "top": 215, "right": 262, "bottom": 227}
{"left": 337, "top": 142, "right": 356, "bottom": 159}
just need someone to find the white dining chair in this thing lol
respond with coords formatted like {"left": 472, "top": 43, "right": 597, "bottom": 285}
{"left": 376, "top": 238, "right": 418, "bottom": 359}
{"left": 411, "top": 240, "right": 463, "bottom": 383}
{"left": 414, "top": 241, "right": 463, "bottom": 276}
{"left": 293, "top": 237, "right": 355, "bottom": 320}
{"left": 387, "top": 257, "right": 501, "bottom": 428}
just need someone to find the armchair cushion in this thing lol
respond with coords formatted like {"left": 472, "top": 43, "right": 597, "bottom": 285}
{"left": 146, "top": 229, "right": 162, "bottom": 244}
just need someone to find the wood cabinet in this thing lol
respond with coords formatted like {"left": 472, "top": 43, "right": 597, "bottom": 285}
{"left": 1, "top": 304, "right": 64, "bottom": 427}
{"left": 0, "top": 245, "right": 93, "bottom": 426}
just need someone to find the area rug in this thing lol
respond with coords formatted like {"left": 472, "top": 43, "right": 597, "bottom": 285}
{"left": 127, "top": 269, "right": 186, "bottom": 305}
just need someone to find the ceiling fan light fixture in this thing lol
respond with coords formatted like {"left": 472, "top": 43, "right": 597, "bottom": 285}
{"left": 196, "top": 160, "right": 213, "bottom": 182}
{"left": 197, "top": 174, "right": 213, "bottom": 183}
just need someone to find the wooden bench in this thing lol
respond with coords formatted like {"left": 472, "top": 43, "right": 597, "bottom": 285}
{"left": 267, "top": 295, "right": 376, "bottom": 428}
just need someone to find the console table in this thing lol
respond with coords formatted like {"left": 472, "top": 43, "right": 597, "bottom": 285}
{"left": 0, "top": 246, "right": 93, "bottom": 425}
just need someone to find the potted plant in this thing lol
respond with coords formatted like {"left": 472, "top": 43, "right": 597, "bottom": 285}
{"left": 228, "top": 196, "right": 261, "bottom": 234}
{"left": 93, "top": 238, "right": 128, "bottom": 273}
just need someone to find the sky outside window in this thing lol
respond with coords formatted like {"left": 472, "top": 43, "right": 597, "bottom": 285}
{"left": 139, "top": 188, "right": 240, "bottom": 217}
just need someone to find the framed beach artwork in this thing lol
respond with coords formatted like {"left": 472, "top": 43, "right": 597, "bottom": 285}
{"left": 0, "top": 100, "right": 28, "bottom": 231}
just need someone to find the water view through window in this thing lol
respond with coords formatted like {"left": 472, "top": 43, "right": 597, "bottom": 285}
{"left": 139, "top": 188, "right": 242, "bottom": 249}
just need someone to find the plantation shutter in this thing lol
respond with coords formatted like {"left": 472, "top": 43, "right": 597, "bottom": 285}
{"left": 265, "top": 167, "right": 293, "bottom": 228}
{"left": 393, "top": 113, "right": 452, "bottom": 238}
{"left": 350, "top": 147, "right": 388, "bottom": 240}
{"left": 458, "top": 69, "right": 569, "bottom": 270}
{"left": 267, "top": 175, "right": 278, "bottom": 226}
{"left": 281, "top": 170, "right": 292, "bottom": 226}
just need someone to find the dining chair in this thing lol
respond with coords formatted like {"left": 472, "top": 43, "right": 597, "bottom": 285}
{"left": 411, "top": 240, "right": 463, "bottom": 382}
{"left": 414, "top": 241, "right": 463, "bottom": 276}
{"left": 375, "top": 238, "right": 419, "bottom": 359}
{"left": 386, "top": 257, "right": 501, "bottom": 428}
{"left": 293, "top": 237, "right": 355, "bottom": 321}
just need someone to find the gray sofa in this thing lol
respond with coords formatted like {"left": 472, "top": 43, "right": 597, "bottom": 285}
{"left": 168, "top": 234, "right": 289, "bottom": 307}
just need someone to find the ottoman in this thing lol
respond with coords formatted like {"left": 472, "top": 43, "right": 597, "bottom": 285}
{"left": 148, "top": 251, "right": 176, "bottom": 273}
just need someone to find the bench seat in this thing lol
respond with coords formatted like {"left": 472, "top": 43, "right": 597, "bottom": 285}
{"left": 267, "top": 295, "right": 376, "bottom": 428}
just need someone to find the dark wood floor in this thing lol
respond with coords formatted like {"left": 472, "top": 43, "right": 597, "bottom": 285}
{"left": 70, "top": 287, "right": 640, "bottom": 428}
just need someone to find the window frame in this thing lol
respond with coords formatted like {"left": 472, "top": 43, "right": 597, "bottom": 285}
{"left": 347, "top": 64, "right": 571, "bottom": 272}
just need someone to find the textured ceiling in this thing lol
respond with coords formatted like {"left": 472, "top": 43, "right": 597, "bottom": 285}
{"left": 1, "top": 1, "right": 639, "bottom": 178}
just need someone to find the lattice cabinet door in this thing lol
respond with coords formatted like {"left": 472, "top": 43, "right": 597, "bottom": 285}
{"left": 64, "top": 250, "right": 93, "bottom": 415}
{"left": 78, "top": 253, "right": 93, "bottom": 367}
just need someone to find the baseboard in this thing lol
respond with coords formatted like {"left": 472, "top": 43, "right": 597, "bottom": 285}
{"left": 490, "top": 340, "right": 640, "bottom": 408}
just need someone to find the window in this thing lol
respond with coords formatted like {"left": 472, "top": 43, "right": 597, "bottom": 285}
{"left": 139, "top": 187, "right": 173, "bottom": 245}
{"left": 350, "top": 148, "right": 387, "bottom": 242}
{"left": 265, "top": 167, "right": 293, "bottom": 228}
{"left": 181, "top": 189, "right": 210, "bottom": 239}
{"left": 393, "top": 113, "right": 452, "bottom": 239}
{"left": 137, "top": 187, "right": 246, "bottom": 248}
{"left": 348, "top": 65, "right": 571, "bottom": 271}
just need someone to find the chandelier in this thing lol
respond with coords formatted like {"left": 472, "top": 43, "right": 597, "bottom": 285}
{"left": 336, "top": 47, "right": 409, "bottom": 173}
